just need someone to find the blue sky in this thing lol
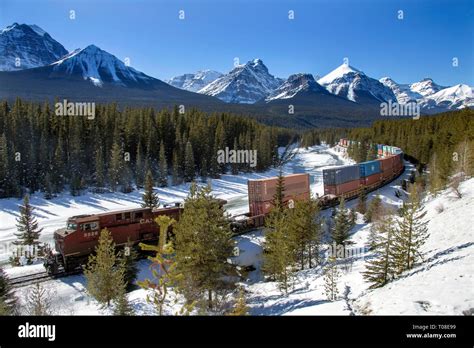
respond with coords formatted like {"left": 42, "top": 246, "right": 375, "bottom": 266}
{"left": 1, "top": 0, "right": 473, "bottom": 85}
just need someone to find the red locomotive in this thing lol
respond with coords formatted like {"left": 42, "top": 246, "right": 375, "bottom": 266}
{"left": 44, "top": 204, "right": 183, "bottom": 273}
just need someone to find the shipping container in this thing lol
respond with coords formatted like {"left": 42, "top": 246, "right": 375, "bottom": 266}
{"left": 359, "top": 160, "right": 381, "bottom": 177}
{"left": 249, "top": 192, "right": 310, "bottom": 216}
{"left": 377, "top": 144, "right": 383, "bottom": 151}
{"left": 360, "top": 173, "right": 381, "bottom": 186}
{"left": 324, "top": 179, "right": 360, "bottom": 196}
{"left": 248, "top": 173, "right": 310, "bottom": 203}
{"left": 323, "top": 165, "right": 360, "bottom": 186}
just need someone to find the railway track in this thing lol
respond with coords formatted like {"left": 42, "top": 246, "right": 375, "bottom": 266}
{"left": 9, "top": 269, "right": 82, "bottom": 288}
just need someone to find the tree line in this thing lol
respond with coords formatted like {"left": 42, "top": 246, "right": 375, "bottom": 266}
{"left": 0, "top": 98, "right": 296, "bottom": 198}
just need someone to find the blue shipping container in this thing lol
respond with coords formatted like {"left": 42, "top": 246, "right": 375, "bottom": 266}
{"left": 359, "top": 160, "right": 381, "bottom": 177}
{"left": 377, "top": 144, "right": 383, "bottom": 150}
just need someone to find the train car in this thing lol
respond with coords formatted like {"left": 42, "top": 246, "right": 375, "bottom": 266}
{"left": 45, "top": 199, "right": 227, "bottom": 273}
{"left": 248, "top": 173, "right": 310, "bottom": 205}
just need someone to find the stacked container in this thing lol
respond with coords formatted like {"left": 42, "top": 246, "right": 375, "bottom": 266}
{"left": 359, "top": 160, "right": 381, "bottom": 186}
{"left": 248, "top": 173, "right": 310, "bottom": 217}
{"left": 323, "top": 165, "right": 360, "bottom": 196}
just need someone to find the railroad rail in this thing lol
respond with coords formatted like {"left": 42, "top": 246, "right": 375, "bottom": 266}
{"left": 9, "top": 269, "right": 82, "bottom": 288}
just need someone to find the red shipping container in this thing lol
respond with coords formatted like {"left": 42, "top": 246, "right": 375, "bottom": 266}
{"left": 248, "top": 173, "right": 310, "bottom": 203}
{"left": 249, "top": 192, "right": 310, "bottom": 216}
{"left": 324, "top": 179, "right": 360, "bottom": 196}
{"left": 360, "top": 173, "right": 381, "bottom": 186}
{"left": 379, "top": 156, "right": 395, "bottom": 171}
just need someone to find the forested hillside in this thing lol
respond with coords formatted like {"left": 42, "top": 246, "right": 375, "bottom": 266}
{"left": 0, "top": 99, "right": 296, "bottom": 198}
{"left": 302, "top": 109, "right": 474, "bottom": 192}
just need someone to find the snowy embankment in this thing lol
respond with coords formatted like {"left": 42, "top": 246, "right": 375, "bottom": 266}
{"left": 241, "top": 177, "right": 474, "bottom": 316}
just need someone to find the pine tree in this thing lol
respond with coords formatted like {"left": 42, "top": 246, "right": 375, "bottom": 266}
{"left": 0, "top": 267, "right": 16, "bottom": 314}
{"left": 142, "top": 170, "right": 159, "bottom": 208}
{"left": 119, "top": 238, "right": 139, "bottom": 289}
{"left": 94, "top": 146, "right": 105, "bottom": 189}
{"left": 272, "top": 169, "right": 285, "bottom": 213}
{"left": 393, "top": 187, "right": 429, "bottom": 274}
{"left": 84, "top": 229, "right": 125, "bottom": 307}
{"left": 364, "top": 195, "right": 383, "bottom": 223}
{"left": 323, "top": 256, "right": 340, "bottom": 301}
{"left": 174, "top": 183, "right": 235, "bottom": 311}
{"left": 138, "top": 215, "right": 178, "bottom": 315}
{"left": 158, "top": 141, "right": 168, "bottom": 187}
{"left": 13, "top": 195, "right": 42, "bottom": 260}
{"left": 356, "top": 189, "right": 367, "bottom": 214}
{"left": 25, "top": 283, "right": 54, "bottom": 315}
{"left": 184, "top": 141, "right": 195, "bottom": 182}
{"left": 135, "top": 142, "right": 145, "bottom": 188}
{"left": 171, "top": 149, "right": 181, "bottom": 185}
{"left": 363, "top": 214, "right": 397, "bottom": 288}
{"left": 287, "top": 199, "right": 322, "bottom": 270}
{"left": 228, "top": 289, "right": 249, "bottom": 316}
{"left": 262, "top": 209, "right": 296, "bottom": 294}
{"left": 113, "top": 284, "right": 134, "bottom": 316}
{"left": 331, "top": 198, "right": 351, "bottom": 249}
{"left": 109, "top": 141, "right": 124, "bottom": 191}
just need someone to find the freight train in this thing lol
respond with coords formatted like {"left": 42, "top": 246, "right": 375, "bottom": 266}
{"left": 44, "top": 200, "right": 226, "bottom": 274}
{"left": 44, "top": 140, "right": 403, "bottom": 274}
{"left": 230, "top": 140, "right": 404, "bottom": 232}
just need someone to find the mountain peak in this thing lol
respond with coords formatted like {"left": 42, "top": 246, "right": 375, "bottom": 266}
{"left": 51, "top": 44, "right": 154, "bottom": 87}
{"left": 265, "top": 73, "right": 326, "bottom": 101}
{"left": 0, "top": 22, "right": 68, "bottom": 71}
{"left": 199, "top": 58, "right": 281, "bottom": 103}
{"left": 318, "top": 63, "right": 363, "bottom": 86}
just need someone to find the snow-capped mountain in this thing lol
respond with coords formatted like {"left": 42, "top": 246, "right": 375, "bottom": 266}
{"left": 198, "top": 59, "right": 283, "bottom": 104}
{"left": 379, "top": 77, "right": 422, "bottom": 104}
{"left": 410, "top": 78, "right": 446, "bottom": 97}
{"left": 50, "top": 44, "right": 155, "bottom": 88}
{"left": 265, "top": 73, "right": 327, "bottom": 101}
{"left": 318, "top": 64, "right": 397, "bottom": 104}
{"left": 166, "top": 70, "right": 223, "bottom": 92}
{"left": 380, "top": 77, "right": 472, "bottom": 111}
{"left": 419, "top": 84, "right": 474, "bottom": 110}
{"left": 0, "top": 23, "right": 68, "bottom": 71}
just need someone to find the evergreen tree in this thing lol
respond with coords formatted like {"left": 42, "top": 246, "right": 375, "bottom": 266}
{"left": 323, "top": 256, "right": 340, "bottom": 301}
{"left": 228, "top": 289, "right": 249, "bottom": 316}
{"left": 272, "top": 169, "right": 285, "bottom": 213}
{"left": 366, "top": 143, "right": 377, "bottom": 160}
{"left": 174, "top": 183, "right": 235, "bottom": 311}
{"left": 158, "top": 141, "right": 168, "bottom": 187}
{"left": 393, "top": 187, "right": 429, "bottom": 273}
{"left": 138, "top": 215, "right": 179, "bottom": 316}
{"left": 364, "top": 195, "right": 383, "bottom": 223}
{"left": 13, "top": 195, "right": 42, "bottom": 260}
{"left": 119, "top": 238, "right": 139, "bottom": 289}
{"left": 84, "top": 229, "right": 125, "bottom": 307}
{"left": 94, "top": 146, "right": 105, "bottom": 188}
{"left": 113, "top": 284, "right": 134, "bottom": 316}
{"left": 363, "top": 214, "right": 397, "bottom": 288}
{"left": 287, "top": 199, "right": 322, "bottom": 270}
{"left": 262, "top": 209, "right": 296, "bottom": 294}
{"left": 109, "top": 141, "right": 124, "bottom": 191}
{"left": 171, "top": 149, "right": 181, "bottom": 186}
{"left": 142, "top": 170, "right": 159, "bottom": 208}
{"left": 356, "top": 189, "right": 367, "bottom": 214}
{"left": 184, "top": 141, "right": 195, "bottom": 182}
{"left": 0, "top": 267, "right": 16, "bottom": 315}
{"left": 25, "top": 283, "right": 54, "bottom": 315}
{"left": 331, "top": 198, "right": 351, "bottom": 249}
{"left": 135, "top": 142, "right": 145, "bottom": 188}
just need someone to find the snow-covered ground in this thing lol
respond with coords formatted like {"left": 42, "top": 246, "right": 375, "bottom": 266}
{"left": 242, "top": 177, "right": 474, "bottom": 316}
{"left": 3, "top": 145, "right": 472, "bottom": 315}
